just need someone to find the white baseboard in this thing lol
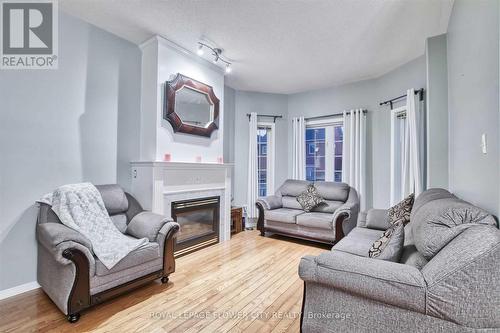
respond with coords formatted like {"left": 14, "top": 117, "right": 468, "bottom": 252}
{"left": 0, "top": 281, "right": 40, "bottom": 301}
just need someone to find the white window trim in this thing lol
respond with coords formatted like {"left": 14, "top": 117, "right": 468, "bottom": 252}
{"left": 390, "top": 106, "right": 407, "bottom": 205}
{"left": 258, "top": 121, "right": 275, "bottom": 195}
{"left": 305, "top": 117, "right": 344, "bottom": 182}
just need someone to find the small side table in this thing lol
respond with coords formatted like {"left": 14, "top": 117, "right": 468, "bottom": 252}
{"left": 230, "top": 206, "right": 243, "bottom": 235}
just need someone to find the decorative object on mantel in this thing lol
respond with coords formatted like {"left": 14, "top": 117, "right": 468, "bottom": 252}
{"left": 164, "top": 73, "right": 220, "bottom": 137}
{"left": 217, "top": 156, "right": 223, "bottom": 164}
{"left": 195, "top": 156, "right": 202, "bottom": 163}
{"left": 164, "top": 153, "right": 171, "bottom": 162}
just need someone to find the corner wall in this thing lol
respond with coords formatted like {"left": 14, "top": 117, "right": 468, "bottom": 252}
{"left": 0, "top": 12, "right": 142, "bottom": 291}
{"left": 447, "top": 0, "right": 499, "bottom": 216}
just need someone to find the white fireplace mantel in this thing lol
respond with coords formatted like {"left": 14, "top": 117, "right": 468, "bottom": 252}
{"left": 130, "top": 161, "right": 233, "bottom": 242}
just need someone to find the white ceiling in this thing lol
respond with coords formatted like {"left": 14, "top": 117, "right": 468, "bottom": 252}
{"left": 60, "top": 0, "right": 454, "bottom": 94}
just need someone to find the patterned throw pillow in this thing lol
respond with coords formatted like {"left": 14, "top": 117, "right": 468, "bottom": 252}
{"left": 388, "top": 193, "right": 415, "bottom": 226}
{"left": 296, "top": 185, "right": 325, "bottom": 212}
{"left": 368, "top": 222, "right": 405, "bottom": 261}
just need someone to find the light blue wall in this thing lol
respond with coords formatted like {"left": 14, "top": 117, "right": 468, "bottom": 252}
{"left": 447, "top": 0, "right": 499, "bottom": 216}
{"left": 426, "top": 34, "right": 448, "bottom": 189}
{"left": 0, "top": 12, "right": 142, "bottom": 291}
{"left": 287, "top": 56, "right": 427, "bottom": 208}
{"left": 232, "top": 91, "right": 289, "bottom": 207}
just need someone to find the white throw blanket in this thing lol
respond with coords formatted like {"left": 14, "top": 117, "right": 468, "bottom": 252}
{"left": 39, "top": 183, "right": 149, "bottom": 269}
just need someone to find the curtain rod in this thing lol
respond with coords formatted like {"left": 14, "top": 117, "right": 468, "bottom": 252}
{"left": 304, "top": 109, "right": 367, "bottom": 121}
{"left": 379, "top": 88, "right": 424, "bottom": 108}
{"left": 246, "top": 114, "right": 283, "bottom": 122}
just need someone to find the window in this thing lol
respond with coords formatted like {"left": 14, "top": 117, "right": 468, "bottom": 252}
{"left": 305, "top": 122, "right": 343, "bottom": 182}
{"left": 390, "top": 106, "right": 407, "bottom": 205}
{"left": 257, "top": 123, "right": 275, "bottom": 197}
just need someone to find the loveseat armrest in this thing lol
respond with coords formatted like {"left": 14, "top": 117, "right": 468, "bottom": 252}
{"left": 126, "top": 211, "right": 173, "bottom": 242}
{"left": 332, "top": 188, "right": 359, "bottom": 240}
{"left": 157, "top": 221, "right": 180, "bottom": 276}
{"left": 299, "top": 250, "right": 426, "bottom": 313}
{"left": 256, "top": 195, "right": 282, "bottom": 210}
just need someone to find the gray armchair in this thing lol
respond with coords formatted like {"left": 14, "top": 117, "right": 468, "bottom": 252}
{"left": 256, "top": 180, "right": 359, "bottom": 244}
{"left": 36, "top": 184, "right": 179, "bottom": 323}
{"left": 299, "top": 188, "right": 500, "bottom": 332}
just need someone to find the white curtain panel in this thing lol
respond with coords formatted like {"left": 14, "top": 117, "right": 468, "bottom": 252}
{"left": 342, "top": 109, "right": 366, "bottom": 210}
{"left": 402, "top": 88, "right": 424, "bottom": 198}
{"left": 291, "top": 117, "right": 306, "bottom": 180}
{"left": 247, "top": 112, "right": 258, "bottom": 218}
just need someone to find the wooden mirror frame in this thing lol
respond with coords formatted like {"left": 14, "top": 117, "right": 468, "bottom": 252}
{"left": 164, "top": 73, "right": 220, "bottom": 137}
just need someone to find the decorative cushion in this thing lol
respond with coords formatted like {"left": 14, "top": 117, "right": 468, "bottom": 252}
{"left": 368, "top": 222, "right": 405, "bottom": 262}
{"left": 296, "top": 185, "right": 325, "bottom": 212}
{"left": 388, "top": 193, "right": 415, "bottom": 226}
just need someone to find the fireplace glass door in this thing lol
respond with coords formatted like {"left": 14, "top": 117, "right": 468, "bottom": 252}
{"left": 171, "top": 196, "right": 220, "bottom": 256}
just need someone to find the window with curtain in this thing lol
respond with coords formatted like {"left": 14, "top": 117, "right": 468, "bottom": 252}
{"left": 305, "top": 123, "right": 343, "bottom": 182}
{"left": 257, "top": 124, "right": 274, "bottom": 197}
{"left": 390, "top": 106, "right": 407, "bottom": 205}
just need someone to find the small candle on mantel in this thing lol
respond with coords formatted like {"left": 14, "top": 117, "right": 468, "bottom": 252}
{"left": 163, "top": 153, "right": 171, "bottom": 162}
{"left": 217, "top": 157, "right": 223, "bottom": 164}
{"left": 195, "top": 156, "right": 202, "bottom": 163}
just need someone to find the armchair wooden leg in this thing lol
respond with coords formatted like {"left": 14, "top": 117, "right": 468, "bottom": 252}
{"left": 67, "top": 313, "right": 80, "bottom": 323}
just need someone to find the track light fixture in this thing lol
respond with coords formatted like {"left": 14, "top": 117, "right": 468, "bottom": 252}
{"left": 197, "top": 42, "right": 232, "bottom": 74}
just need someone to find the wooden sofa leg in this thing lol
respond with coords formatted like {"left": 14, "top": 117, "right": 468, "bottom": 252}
{"left": 67, "top": 313, "right": 80, "bottom": 323}
{"left": 161, "top": 276, "right": 169, "bottom": 284}
{"left": 256, "top": 202, "right": 265, "bottom": 236}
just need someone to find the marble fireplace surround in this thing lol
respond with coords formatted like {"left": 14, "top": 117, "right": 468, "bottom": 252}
{"left": 130, "top": 161, "right": 232, "bottom": 242}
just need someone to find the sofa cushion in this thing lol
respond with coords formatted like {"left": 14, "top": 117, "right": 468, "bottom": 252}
{"left": 313, "top": 181, "right": 349, "bottom": 202}
{"left": 278, "top": 180, "right": 311, "bottom": 197}
{"left": 296, "top": 212, "right": 333, "bottom": 230}
{"left": 410, "top": 188, "right": 456, "bottom": 222}
{"left": 282, "top": 196, "right": 303, "bottom": 210}
{"left": 264, "top": 208, "right": 304, "bottom": 224}
{"left": 400, "top": 245, "right": 428, "bottom": 269}
{"left": 110, "top": 214, "right": 128, "bottom": 233}
{"left": 95, "top": 241, "right": 160, "bottom": 276}
{"left": 297, "top": 185, "right": 325, "bottom": 212}
{"left": 311, "top": 200, "right": 343, "bottom": 213}
{"left": 333, "top": 227, "right": 382, "bottom": 257}
{"left": 388, "top": 193, "right": 414, "bottom": 226}
{"left": 412, "top": 197, "right": 497, "bottom": 260}
{"left": 368, "top": 222, "right": 405, "bottom": 262}
{"left": 95, "top": 184, "right": 129, "bottom": 215}
{"left": 365, "top": 209, "right": 391, "bottom": 230}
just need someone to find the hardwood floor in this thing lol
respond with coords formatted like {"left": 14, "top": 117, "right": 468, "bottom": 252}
{"left": 0, "top": 231, "right": 328, "bottom": 333}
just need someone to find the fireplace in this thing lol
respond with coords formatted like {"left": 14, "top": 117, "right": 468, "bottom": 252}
{"left": 171, "top": 196, "right": 220, "bottom": 257}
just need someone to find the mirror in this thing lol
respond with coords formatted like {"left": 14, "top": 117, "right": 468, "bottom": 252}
{"left": 174, "top": 86, "right": 213, "bottom": 128}
{"left": 164, "top": 73, "right": 220, "bottom": 137}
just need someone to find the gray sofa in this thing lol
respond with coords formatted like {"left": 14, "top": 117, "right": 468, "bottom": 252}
{"left": 299, "top": 188, "right": 500, "bottom": 332}
{"left": 256, "top": 180, "right": 359, "bottom": 244}
{"left": 36, "top": 184, "right": 179, "bottom": 323}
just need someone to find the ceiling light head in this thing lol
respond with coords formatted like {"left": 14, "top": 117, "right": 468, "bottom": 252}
{"left": 225, "top": 64, "right": 231, "bottom": 74}
{"left": 197, "top": 43, "right": 204, "bottom": 56}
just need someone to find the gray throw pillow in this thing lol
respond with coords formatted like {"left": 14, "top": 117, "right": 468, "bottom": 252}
{"left": 388, "top": 193, "right": 414, "bottom": 226}
{"left": 368, "top": 222, "right": 405, "bottom": 262}
{"left": 296, "top": 184, "right": 325, "bottom": 212}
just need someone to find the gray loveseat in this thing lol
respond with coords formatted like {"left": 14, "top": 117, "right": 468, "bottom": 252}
{"left": 299, "top": 188, "right": 500, "bottom": 332}
{"left": 36, "top": 184, "right": 179, "bottom": 323}
{"left": 256, "top": 180, "right": 359, "bottom": 244}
